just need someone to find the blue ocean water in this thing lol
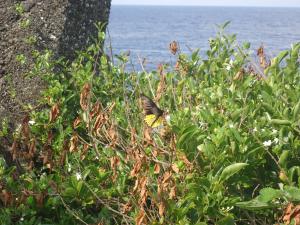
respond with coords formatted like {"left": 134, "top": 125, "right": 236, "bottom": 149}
{"left": 107, "top": 6, "right": 300, "bottom": 70}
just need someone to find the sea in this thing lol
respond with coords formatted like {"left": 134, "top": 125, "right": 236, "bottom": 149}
{"left": 106, "top": 6, "right": 300, "bottom": 71}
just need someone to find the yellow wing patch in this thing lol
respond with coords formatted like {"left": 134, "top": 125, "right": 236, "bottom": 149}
{"left": 144, "top": 114, "right": 163, "bottom": 128}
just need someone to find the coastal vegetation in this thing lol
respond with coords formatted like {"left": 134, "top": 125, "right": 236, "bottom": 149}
{"left": 0, "top": 22, "right": 300, "bottom": 224}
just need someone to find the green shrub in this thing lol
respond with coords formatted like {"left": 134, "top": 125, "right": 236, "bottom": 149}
{"left": 1, "top": 23, "right": 300, "bottom": 224}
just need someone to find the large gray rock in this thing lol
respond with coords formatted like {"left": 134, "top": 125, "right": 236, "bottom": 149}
{"left": 0, "top": 0, "right": 111, "bottom": 169}
{"left": 0, "top": 0, "right": 111, "bottom": 123}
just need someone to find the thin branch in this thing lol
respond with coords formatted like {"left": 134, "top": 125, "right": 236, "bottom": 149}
{"left": 58, "top": 194, "right": 89, "bottom": 225}
{"left": 83, "top": 181, "right": 133, "bottom": 222}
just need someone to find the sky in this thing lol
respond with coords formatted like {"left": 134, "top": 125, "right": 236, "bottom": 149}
{"left": 112, "top": 0, "right": 300, "bottom": 7}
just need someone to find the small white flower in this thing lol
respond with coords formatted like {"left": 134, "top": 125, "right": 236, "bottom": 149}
{"left": 20, "top": 217, "right": 24, "bottom": 221}
{"left": 263, "top": 140, "right": 272, "bottom": 147}
{"left": 272, "top": 129, "right": 278, "bottom": 134}
{"left": 253, "top": 127, "right": 257, "bottom": 132}
{"left": 226, "top": 65, "right": 231, "bottom": 71}
{"left": 229, "top": 124, "right": 234, "bottom": 128}
{"left": 29, "top": 120, "right": 35, "bottom": 125}
{"left": 274, "top": 138, "right": 279, "bottom": 144}
{"left": 75, "top": 172, "right": 82, "bottom": 180}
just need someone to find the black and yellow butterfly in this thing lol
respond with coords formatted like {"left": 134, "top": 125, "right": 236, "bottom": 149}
{"left": 141, "top": 94, "right": 164, "bottom": 128}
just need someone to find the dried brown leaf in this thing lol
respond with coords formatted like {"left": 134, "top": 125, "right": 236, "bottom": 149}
{"left": 131, "top": 128, "right": 137, "bottom": 146}
{"left": 179, "top": 153, "right": 192, "bottom": 168}
{"left": 90, "top": 101, "right": 102, "bottom": 118}
{"left": 158, "top": 64, "right": 163, "bottom": 75}
{"left": 155, "top": 71, "right": 166, "bottom": 102}
{"left": 0, "top": 190, "right": 12, "bottom": 206}
{"left": 110, "top": 156, "right": 120, "bottom": 170}
{"left": 80, "top": 83, "right": 91, "bottom": 111}
{"left": 73, "top": 117, "right": 81, "bottom": 129}
{"left": 162, "top": 171, "right": 172, "bottom": 186}
{"left": 121, "top": 202, "right": 132, "bottom": 213}
{"left": 171, "top": 163, "right": 179, "bottom": 174}
{"left": 143, "top": 127, "right": 153, "bottom": 146}
{"left": 257, "top": 45, "right": 270, "bottom": 69}
{"left": 93, "top": 113, "right": 107, "bottom": 134}
{"left": 47, "top": 130, "right": 54, "bottom": 145}
{"left": 233, "top": 68, "right": 245, "bottom": 81}
{"left": 158, "top": 201, "right": 165, "bottom": 217}
{"left": 80, "top": 144, "right": 90, "bottom": 161}
{"left": 28, "top": 139, "right": 36, "bottom": 158}
{"left": 157, "top": 183, "right": 163, "bottom": 198}
{"left": 175, "top": 60, "right": 180, "bottom": 70}
{"left": 108, "top": 123, "right": 118, "bottom": 145}
{"left": 139, "top": 177, "right": 147, "bottom": 198}
{"left": 42, "top": 145, "right": 53, "bottom": 167}
{"left": 70, "top": 133, "right": 79, "bottom": 152}
{"left": 169, "top": 41, "right": 179, "bottom": 55}
{"left": 136, "top": 210, "right": 146, "bottom": 225}
{"left": 130, "top": 161, "right": 142, "bottom": 177}
{"left": 36, "top": 192, "right": 45, "bottom": 208}
{"left": 49, "top": 104, "right": 60, "bottom": 123}
{"left": 169, "top": 186, "right": 176, "bottom": 199}
{"left": 21, "top": 115, "right": 30, "bottom": 142}
{"left": 107, "top": 102, "right": 116, "bottom": 114}
{"left": 11, "top": 140, "right": 18, "bottom": 161}
{"left": 133, "top": 178, "right": 139, "bottom": 193}
{"left": 154, "top": 164, "right": 160, "bottom": 174}
{"left": 282, "top": 203, "right": 300, "bottom": 225}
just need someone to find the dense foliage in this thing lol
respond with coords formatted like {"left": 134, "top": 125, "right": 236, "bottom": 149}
{"left": 1, "top": 23, "right": 300, "bottom": 224}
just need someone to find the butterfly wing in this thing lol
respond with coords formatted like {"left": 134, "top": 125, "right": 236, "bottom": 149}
{"left": 144, "top": 114, "right": 164, "bottom": 128}
{"left": 141, "top": 95, "right": 163, "bottom": 116}
{"left": 141, "top": 94, "right": 164, "bottom": 128}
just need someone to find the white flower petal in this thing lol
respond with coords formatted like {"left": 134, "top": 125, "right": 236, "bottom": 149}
{"left": 263, "top": 140, "right": 272, "bottom": 147}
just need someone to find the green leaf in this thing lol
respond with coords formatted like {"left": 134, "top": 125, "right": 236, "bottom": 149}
{"left": 220, "top": 21, "right": 231, "bottom": 29}
{"left": 27, "top": 196, "right": 35, "bottom": 207}
{"left": 293, "top": 100, "right": 300, "bottom": 120}
{"left": 243, "top": 42, "right": 251, "bottom": 49}
{"left": 279, "top": 150, "right": 290, "bottom": 168}
{"left": 64, "top": 187, "right": 77, "bottom": 198}
{"left": 257, "top": 188, "right": 282, "bottom": 203}
{"left": 270, "top": 119, "right": 291, "bottom": 126}
{"left": 230, "top": 128, "right": 242, "bottom": 143}
{"left": 236, "top": 199, "right": 275, "bottom": 210}
{"left": 217, "top": 216, "right": 235, "bottom": 225}
{"left": 77, "top": 181, "right": 83, "bottom": 193}
{"left": 284, "top": 186, "right": 300, "bottom": 201}
{"left": 219, "top": 163, "right": 248, "bottom": 182}
{"left": 272, "top": 50, "right": 289, "bottom": 65}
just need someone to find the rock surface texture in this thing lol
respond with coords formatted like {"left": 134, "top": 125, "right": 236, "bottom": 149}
{"left": 0, "top": 0, "right": 111, "bottom": 169}
{"left": 0, "top": 0, "right": 111, "bottom": 123}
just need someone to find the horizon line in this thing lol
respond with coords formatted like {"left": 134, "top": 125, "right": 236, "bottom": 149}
{"left": 112, "top": 4, "right": 300, "bottom": 8}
